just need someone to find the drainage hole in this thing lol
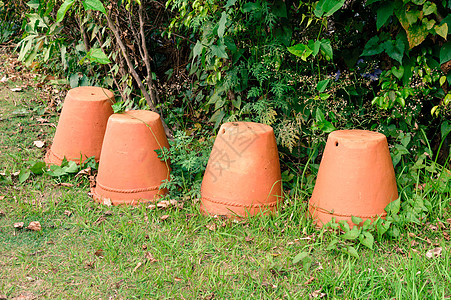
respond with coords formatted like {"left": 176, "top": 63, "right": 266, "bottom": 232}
{"left": 221, "top": 129, "right": 226, "bottom": 134}
{"left": 335, "top": 142, "right": 339, "bottom": 147}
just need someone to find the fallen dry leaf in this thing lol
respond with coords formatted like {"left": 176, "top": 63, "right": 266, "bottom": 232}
{"left": 85, "top": 261, "right": 95, "bottom": 269}
{"left": 14, "top": 222, "right": 24, "bottom": 229}
{"left": 10, "top": 87, "right": 22, "bottom": 92}
{"left": 0, "top": 210, "right": 5, "bottom": 217}
{"left": 145, "top": 252, "right": 157, "bottom": 263}
{"left": 57, "top": 182, "right": 74, "bottom": 187}
{"left": 245, "top": 236, "right": 254, "bottom": 243}
{"left": 94, "top": 249, "right": 104, "bottom": 257}
{"left": 303, "top": 276, "right": 315, "bottom": 285}
{"left": 94, "top": 216, "right": 106, "bottom": 225}
{"left": 310, "top": 289, "right": 326, "bottom": 298}
{"left": 12, "top": 291, "right": 36, "bottom": 300}
{"left": 0, "top": 76, "right": 8, "bottom": 82}
{"left": 160, "top": 215, "right": 170, "bottom": 221}
{"left": 157, "top": 200, "right": 170, "bottom": 209}
{"left": 104, "top": 210, "right": 113, "bottom": 216}
{"left": 33, "top": 140, "right": 45, "bottom": 148}
{"left": 26, "top": 221, "right": 41, "bottom": 231}
{"left": 174, "top": 277, "right": 182, "bottom": 282}
{"left": 169, "top": 199, "right": 178, "bottom": 206}
{"left": 103, "top": 198, "right": 112, "bottom": 206}
{"left": 76, "top": 167, "right": 92, "bottom": 177}
{"left": 206, "top": 222, "right": 217, "bottom": 231}
{"left": 64, "top": 210, "right": 72, "bottom": 217}
{"left": 0, "top": 195, "right": 5, "bottom": 200}
{"left": 426, "top": 247, "right": 442, "bottom": 258}
{"left": 133, "top": 262, "right": 143, "bottom": 272}
{"left": 147, "top": 204, "right": 156, "bottom": 210}
{"left": 0, "top": 294, "right": 7, "bottom": 300}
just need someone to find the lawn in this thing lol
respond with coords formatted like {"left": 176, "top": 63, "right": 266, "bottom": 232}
{"left": 1, "top": 50, "right": 451, "bottom": 300}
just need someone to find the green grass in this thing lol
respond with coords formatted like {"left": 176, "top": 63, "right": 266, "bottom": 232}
{"left": 1, "top": 63, "right": 451, "bottom": 299}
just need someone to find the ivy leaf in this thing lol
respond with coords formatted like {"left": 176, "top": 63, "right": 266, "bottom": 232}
{"left": 314, "top": 0, "right": 345, "bottom": 18}
{"left": 422, "top": 1, "right": 437, "bottom": 15}
{"left": 56, "top": 0, "right": 74, "bottom": 23}
{"left": 242, "top": 2, "right": 260, "bottom": 12}
{"left": 82, "top": 0, "right": 106, "bottom": 15}
{"left": 217, "top": 12, "right": 227, "bottom": 38}
{"left": 385, "top": 197, "right": 400, "bottom": 215}
{"left": 351, "top": 216, "right": 363, "bottom": 225}
{"left": 391, "top": 66, "right": 404, "bottom": 79}
{"left": 359, "top": 232, "right": 374, "bottom": 249}
{"left": 29, "top": 161, "right": 46, "bottom": 175}
{"left": 376, "top": 2, "right": 394, "bottom": 30}
{"left": 342, "top": 225, "right": 360, "bottom": 240}
{"left": 292, "top": 251, "right": 309, "bottom": 265}
{"left": 441, "top": 121, "right": 451, "bottom": 139}
{"left": 192, "top": 41, "right": 203, "bottom": 63}
{"left": 434, "top": 23, "right": 448, "bottom": 39}
{"left": 345, "top": 246, "right": 359, "bottom": 259}
{"left": 86, "top": 47, "right": 111, "bottom": 64}
{"left": 440, "top": 42, "right": 451, "bottom": 64}
{"left": 406, "top": 23, "right": 429, "bottom": 49}
{"left": 224, "top": 0, "right": 237, "bottom": 8}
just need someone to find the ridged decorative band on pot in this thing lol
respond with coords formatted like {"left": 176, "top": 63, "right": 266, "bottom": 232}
{"left": 91, "top": 110, "right": 170, "bottom": 205}
{"left": 200, "top": 122, "right": 283, "bottom": 217}
{"left": 44, "top": 86, "right": 114, "bottom": 165}
{"left": 308, "top": 129, "right": 398, "bottom": 227}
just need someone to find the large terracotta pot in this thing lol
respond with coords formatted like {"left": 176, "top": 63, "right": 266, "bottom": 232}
{"left": 45, "top": 86, "right": 114, "bottom": 165}
{"left": 200, "top": 122, "right": 283, "bottom": 217}
{"left": 309, "top": 130, "right": 398, "bottom": 227}
{"left": 91, "top": 110, "right": 170, "bottom": 205}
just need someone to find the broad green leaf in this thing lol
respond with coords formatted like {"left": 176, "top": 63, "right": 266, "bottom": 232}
{"left": 405, "top": 9, "right": 421, "bottom": 25}
{"left": 287, "top": 43, "right": 312, "bottom": 61}
{"left": 192, "top": 41, "right": 203, "bottom": 62}
{"left": 320, "top": 39, "right": 333, "bottom": 60}
{"left": 56, "top": 0, "right": 74, "bottom": 23}
{"left": 441, "top": 121, "right": 451, "bottom": 139}
{"left": 86, "top": 47, "right": 111, "bottom": 64}
{"left": 27, "top": 0, "right": 40, "bottom": 9}
{"left": 376, "top": 2, "right": 394, "bottom": 30}
{"left": 342, "top": 225, "right": 360, "bottom": 240}
{"left": 217, "top": 12, "right": 227, "bottom": 38}
{"left": 82, "top": 0, "right": 106, "bottom": 14}
{"left": 18, "top": 169, "right": 31, "bottom": 183}
{"left": 440, "top": 42, "right": 451, "bottom": 64}
{"left": 314, "top": 0, "right": 345, "bottom": 18}
{"left": 346, "top": 246, "right": 359, "bottom": 259}
{"left": 30, "top": 161, "right": 46, "bottom": 175}
{"left": 434, "top": 23, "right": 448, "bottom": 39}
{"left": 210, "top": 44, "right": 228, "bottom": 59}
{"left": 361, "top": 36, "right": 383, "bottom": 56}
{"left": 242, "top": 2, "right": 260, "bottom": 12}
{"left": 385, "top": 197, "right": 400, "bottom": 215}
{"left": 382, "top": 38, "right": 404, "bottom": 64}
{"left": 316, "top": 79, "right": 330, "bottom": 93}
{"left": 359, "top": 232, "right": 374, "bottom": 249}
{"left": 292, "top": 251, "right": 309, "bottom": 265}
{"left": 351, "top": 216, "right": 363, "bottom": 225}
{"left": 411, "top": 0, "right": 425, "bottom": 4}
{"left": 47, "top": 165, "right": 66, "bottom": 177}
{"left": 224, "top": 0, "right": 237, "bottom": 8}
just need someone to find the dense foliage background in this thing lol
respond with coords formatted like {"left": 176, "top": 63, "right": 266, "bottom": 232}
{"left": 2, "top": 0, "right": 450, "bottom": 194}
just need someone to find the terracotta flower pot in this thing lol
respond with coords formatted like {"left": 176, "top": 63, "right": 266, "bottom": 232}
{"left": 91, "top": 110, "right": 170, "bottom": 205}
{"left": 309, "top": 129, "right": 398, "bottom": 227}
{"left": 45, "top": 86, "right": 114, "bottom": 165}
{"left": 200, "top": 122, "right": 283, "bottom": 217}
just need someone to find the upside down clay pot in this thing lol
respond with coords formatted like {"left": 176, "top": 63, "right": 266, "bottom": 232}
{"left": 200, "top": 122, "right": 283, "bottom": 217}
{"left": 309, "top": 130, "right": 398, "bottom": 227}
{"left": 45, "top": 86, "right": 114, "bottom": 165}
{"left": 91, "top": 110, "right": 170, "bottom": 205}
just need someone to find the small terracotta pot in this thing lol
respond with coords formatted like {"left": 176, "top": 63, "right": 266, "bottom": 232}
{"left": 45, "top": 86, "right": 114, "bottom": 165}
{"left": 200, "top": 122, "right": 283, "bottom": 217}
{"left": 91, "top": 110, "right": 170, "bottom": 205}
{"left": 309, "top": 130, "right": 398, "bottom": 227}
